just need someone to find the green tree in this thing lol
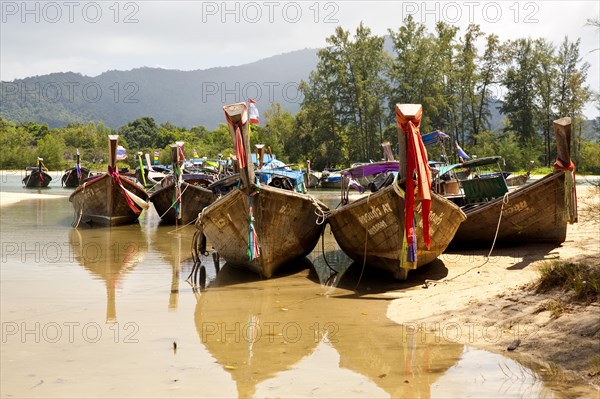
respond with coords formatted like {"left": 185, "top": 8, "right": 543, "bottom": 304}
{"left": 532, "top": 39, "right": 557, "bottom": 166}
{"left": 37, "top": 133, "right": 66, "bottom": 170}
{"left": 119, "top": 117, "right": 160, "bottom": 149}
{"left": 500, "top": 39, "right": 539, "bottom": 144}
{"left": 554, "top": 37, "right": 591, "bottom": 164}
{"left": 474, "top": 33, "right": 501, "bottom": 139}
{"left": 388, "top": 16, "right": 434, "bottom": 131}
{"left": 298, "top": 23, "right": 388, "bottom": 168}
{"left": 258, "top": 103, "right": 295, "bottom": 162}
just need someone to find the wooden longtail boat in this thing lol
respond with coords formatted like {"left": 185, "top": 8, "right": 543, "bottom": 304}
{"left": 319, "top": 169, "right": 343, "bottom": 189}
{"left": 450, "top": 117, "right": 577, "bottom": 247}
{"left": 304, "top": 160, "right": 320, "bottom": 188}
{"left": 69, "top": 135, "right": 149, "bottom": 227}
{"left": 150, "top": 142, "right": 216, "bottom": 224}
{"left": 505, "top": 160, "right": 534, "bottom": 187}
{"left": 23, "top": 158, "right": 52, "bottom": 188}
{"left": 327, "top": 104, "right": 466, "bottom": 280}
{"left": 61, "top": 150, "right": 92, "bottom": 188}
{"left": 196, "top": 102, "right": 328, "bottom": 278}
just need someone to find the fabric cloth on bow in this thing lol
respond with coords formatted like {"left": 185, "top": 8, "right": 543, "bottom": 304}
{"left": 553, "top": 157, "right": 578, "bottom": 223}
{"left": 224, "top": 109, "right": 247, "bottom": 169}
{"left": 247, "top": 191, "right": 260, "bottom": 261}
{"left": 108, "top": 166, "right": 141, "bottom": 214}
{"left": 395, "top": 107, "right": 433, "bottom": 258}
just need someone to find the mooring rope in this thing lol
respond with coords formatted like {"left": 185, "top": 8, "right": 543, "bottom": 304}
{"left": 166, "top": 216, "right": 198, "bottom": 235}
{"left": 311, "top": 196, "right": 329, "bottom": 225}
{"left": 426, "top": 191, "right": 510, "bottom": 286}
{"left": 353, "top": 192, "right": 372, "bottom": 291}
{"left": 487, "top": 192, "right": 510, "bottom": 258}
{"left": 158, "top": 183, "right": 191, "bottom": 220}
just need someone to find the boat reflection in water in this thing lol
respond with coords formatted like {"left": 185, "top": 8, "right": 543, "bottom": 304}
{"left": 69, "top": 226, "right": 147, "bottom": 323}
{"left": 148, "top": 224, "right": 196, "bottom": 311}
{"left": 193, "top": 261, "right": 464, "bottom": 398}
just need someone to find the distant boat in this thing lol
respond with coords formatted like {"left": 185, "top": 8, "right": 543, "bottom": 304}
{"left": 135, "top": 153, "right": 169, "bottom": 189}
{"left": 150, "top": 142, "right": 216, "bottom": 224}
{"left": 196, "top": 102, "right": 329, "bottom": 278}
{"left": 505, "top": 160, "right": 534, "bottom": 187}
{"left": 450, "top": 117, "right": 577, "bottom": 247}
{"left": 208, "top": 170, "right": 303, "bottom": 196}
{"left": 69, "top": 135, "right": 149, "bottom": 227}
{"left": 319, "top": 169, "right": 343, "bottom": 189}
{"left": 327, "top": 104, "right": 466, "bottom": 280}
{"left": 61, "top": 149, "right": 92, "bottom": 188}
{"left": 23, "top": 158, "right": 52, "bottom": 188}
{"left": 304, "top": 160, "right": 320, "bottom": 188}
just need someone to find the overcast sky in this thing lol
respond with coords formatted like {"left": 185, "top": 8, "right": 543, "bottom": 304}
{"left": 1, "top": 0, "right": 599, "bottom": 117}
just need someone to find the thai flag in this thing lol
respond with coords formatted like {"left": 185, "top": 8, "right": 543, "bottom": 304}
{"left": 249, "top": 99, "right": 259, "bottom": 125}
{"left": 437, "top": 130, "right": 450, "bottom": 138}
{"left": 456, "top": 142, "right": 470, "bottom": 160}
{"left": 116, "top": 146, "right": 127, "bottom": 160}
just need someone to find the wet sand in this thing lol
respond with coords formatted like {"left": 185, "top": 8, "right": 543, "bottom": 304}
{"left": 1, "top": 192, "right": 68, "bottom": 207}
{"left": 387, "top": 184, "right": 600, "bottom": 391}
{"left": 1, "top": 176, "right": 598, "bottom": 398}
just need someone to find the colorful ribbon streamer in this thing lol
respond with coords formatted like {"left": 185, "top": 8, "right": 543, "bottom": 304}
{"left": 396, "top": 107, "right": 433, "bottom": 262}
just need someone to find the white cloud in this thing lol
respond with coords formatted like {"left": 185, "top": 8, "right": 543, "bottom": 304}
{"left": 1, "top": 0, "right": 598, "bottom": 115}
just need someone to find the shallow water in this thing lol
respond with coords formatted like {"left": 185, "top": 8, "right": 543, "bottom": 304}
{"left": 0, "top": 175, "right": 596, "bottom": 398}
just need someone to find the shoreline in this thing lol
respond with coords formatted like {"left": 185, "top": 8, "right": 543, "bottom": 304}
{"left": 387, "top": 184, "right": 600, "bottom": 390}
{"left": 0, "top": 191, "right": 68, "bottom": 208}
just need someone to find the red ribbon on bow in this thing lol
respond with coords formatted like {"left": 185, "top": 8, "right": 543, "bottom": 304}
{"left": 224, "top": 107, "right": 247, "bottom": 169}
{"left": 396, "top": 106, "right": 432, "bottom": 250}
{"left": 108, "top": 166, "right": 140, "bottom": 215}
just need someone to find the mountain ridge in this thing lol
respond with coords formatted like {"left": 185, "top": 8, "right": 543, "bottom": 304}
{"left": 0, "top": 48, "right": 320, "bottom": 129}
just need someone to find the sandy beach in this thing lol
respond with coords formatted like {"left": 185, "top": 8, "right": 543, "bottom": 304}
{"left": 387, "top": 184, "right": 600, "bottom": 389}
{"left": 0, "top": 191, "right": 68, "bottom": 208}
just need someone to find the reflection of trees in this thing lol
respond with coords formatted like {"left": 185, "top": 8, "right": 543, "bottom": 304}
{"left": 69, "top": 227, "right": 147, "bottom": 323}
{"left": 194, "top": 264, "right": 463, "bottom": 398}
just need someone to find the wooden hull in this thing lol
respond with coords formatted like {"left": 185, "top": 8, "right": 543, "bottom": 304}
{"left": 69, "top": 174, "right": 148, "bottom": 226}
{"left": 61, "top": 167, "right": 92, "bottom": 188}
{"left": 451, "top": 171, "right": 569, "bottom": 247}
{"left": 198, "top": 185, "right": 328, "bottom": 278}
{"left": 328, "top": 184, "right": 466, "bottom": 279}
{"left": 23, "top": 171, "right": 52, "bottom": 188}
{"left": 150, "top": 181, "right": 216, "bottom": 224}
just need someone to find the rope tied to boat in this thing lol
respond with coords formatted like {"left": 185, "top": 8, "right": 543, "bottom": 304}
{"left": 488, "top": 192, "right": 509, "bottom": 258}
{"left": 426, "top": 191, "right": 509, "bottom": 287}
{"left": 553, "top": 158, "right": 578, "bottom": 223}
{"left": 310, "top": 196, "right": 329, "bottom": 225}
{"left": 159, "top": 183, "right": 191, "bottom": 220}
{"left": 396, "top": 106, "right": 432, "bottom": 264}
